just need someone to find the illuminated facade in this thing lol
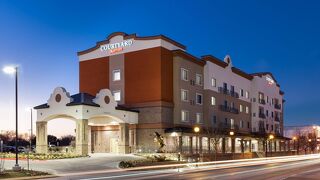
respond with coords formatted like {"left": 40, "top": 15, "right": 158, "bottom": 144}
{"left": 35, "top": 32, "right": 286, "bottom": 155}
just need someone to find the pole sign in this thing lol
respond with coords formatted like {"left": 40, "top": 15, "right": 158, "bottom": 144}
{"left": 100, "top": 39, "right": 133, "bottom": 54}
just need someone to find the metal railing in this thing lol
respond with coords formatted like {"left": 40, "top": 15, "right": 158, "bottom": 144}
{"left": 274, "top": 104, "right": 281, "bottom": 110}
{"left": 219, "top": 105, "right": 239, "bottom": 114}
{"left": 259, "top": 99, "right": 266, "bottom": 105}
{"left": 218, "top": 87, "right": 230, "bottom": 95}
{"left": 259, "top": 113, "right": 266, "bottom": 119}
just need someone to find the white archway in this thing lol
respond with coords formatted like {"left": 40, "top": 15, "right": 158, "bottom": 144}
{"left": 35, "top": 87, "right": 138, "bottom": 155}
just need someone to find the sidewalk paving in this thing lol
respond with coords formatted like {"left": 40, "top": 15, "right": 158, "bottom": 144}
{"left": 2, "top": 153, "right": 144, "bottom": 175}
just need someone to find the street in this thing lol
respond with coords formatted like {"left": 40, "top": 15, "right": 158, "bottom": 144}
{"left": 48, "top": 154, "right": 320, "bottom": 180}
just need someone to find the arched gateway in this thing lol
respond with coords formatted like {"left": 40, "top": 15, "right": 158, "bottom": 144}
{"left": 34, "top": 87, "right": 138, "bottom": 155}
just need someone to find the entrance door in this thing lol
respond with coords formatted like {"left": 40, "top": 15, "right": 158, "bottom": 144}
{"left": 110, "top": 138, "right": 119, "bottom": 153}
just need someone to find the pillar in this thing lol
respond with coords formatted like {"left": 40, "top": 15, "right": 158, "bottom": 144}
{"left": 88, "top": 125, "right": 91, "bottom": 153}
{"left": 178, "top": 136, "right": 183, "bottom": 153}
{"left": 199, "top": 137, "right": 202, "bottom": 154}
{"left": 249, "top": 140, "right": 252, "bottom": 152}
{"left": 119, "top": 123, "right": 129, "bottom": 154}
{"left": 231, "top": 138, "right": 236, "bottom": 153}
{"left": 189, "top": 136, "right": 193, "bottom": 154}
{"left": 76, "top": 119, "right": 89, "bottom": 155}
{"left": 222, "top": 137, "right": 226, "bottom": 154}
{"left": 36, "top": 121, "right": 48, "bottom": 154}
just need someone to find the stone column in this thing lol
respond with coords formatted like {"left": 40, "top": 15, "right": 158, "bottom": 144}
{"left": 222, "top": 138, "right": 226, "bottom": 154}
{"left": 249, "top": 140, "right": 252, "bottom": 152}
{"left": 119, "top": 123, "right": 129, "bottom": 154}
{"left": 231, "top": 138, "right": 236, "bottom": 153}
{"left": 199, "top": 137, "right": 203, "bottom": 154}
{"left": 178, "top": 136, "right": 183, "bottom": 153}
{"left": 189, "top": 136, "right": 193, "bottom": 154}
{"left": 36, "top": 121, "right": 48, "bottom": 154}
{"left": 88, "top": 125, "right": 92, "bottom": 154}
{"left": 76, "top": 119, "right": 89, "bottom": 155}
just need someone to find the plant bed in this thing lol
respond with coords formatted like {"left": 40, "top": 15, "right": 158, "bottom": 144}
{"left": 119, "top": 159, "right": 186, "bottom": 169}
{"left": 0, "top": 153, "right": 87, "bottom": 160}
{"left": 0, "top": 170, "right": 50, "bottom": 179}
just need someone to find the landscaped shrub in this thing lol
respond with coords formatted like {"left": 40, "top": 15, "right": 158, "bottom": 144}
{"left": 119, "top": 161, "right": 134, "bottom": 168}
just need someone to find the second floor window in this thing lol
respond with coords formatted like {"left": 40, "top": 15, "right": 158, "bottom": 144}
{"left": 245, "top": 91, "right": 249, "bottom": 99}
{"left": 211, "top": 96, "right": 216, "bottom": 106}
{"left": 246, "top": 106, "right": 249, "bottom": 114}
{"left": 181, "top": 68, "right": 188, "bottom": 81}
{"left": 196, "top": 93, "right": 203, "bottom": 105}
{"left": 181, "top": 89, "right": 188, "bottom": 101}
{"left": 113, "top": 69, "right": 121, "bottom": 81}
{"left": 240, "top": 120, "right": 243, "bottom": 128}
{"left": 196, "top": 74, "right": 202, "bottom": 85}
{"left": 230, "top": 119, "right": 235, "bottom": 129}
{"left": 113, "top": 90, "right": 121, "bottom": 101}
{"left": 196, "top": 113, "right": 203, "bottom": 124}
{"left": 181, "top": 110, "right": 189, "bottom": 122}
{"left": 240, "top": 89, "right": 244, "bottom": 97}
{"left": 240, "top": 104, "right": 243, "bottom": 112}
{"left": 211, "top": 78, "right": 216, "bottom": 87}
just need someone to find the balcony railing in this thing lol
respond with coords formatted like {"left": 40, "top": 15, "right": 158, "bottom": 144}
{"left": 275, "top": 116, "right": 280, "bottom": 122}
{"left": 259, "top": 99, "right": 266, "bottom": 105}
{"left": 218, "top": 87, "right": 230, "bottom": 95}
{"left": 220, "top": 105, "right": 239, "bottom": 114}
{"left": 259, "top": 113, "right": 266, "bottom": 119}
{"left": 274, "top": 104, "right": 281, "bottom": 110}
{"left": 230, "top": 91, "right": 239, "bottom": 98}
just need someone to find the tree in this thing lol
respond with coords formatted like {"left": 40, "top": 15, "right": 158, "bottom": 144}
{"left": 58, "top": 135, "right": 75, "bottom": 146}
{"left": 47, "top": 135, "right": 57, "bottom": 145}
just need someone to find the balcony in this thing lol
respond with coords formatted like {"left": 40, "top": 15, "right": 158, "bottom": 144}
{"left": 218, "top": 87, "right": 230, "bottom": 95}
{"left": 219, "top": 105, "right": 239, "bottom": 114}
{"left": 220, "top": 123, "right": 240, "bottom": 131}
{"left": 259, "top": 113, "right": 266, "bottom": 119}
{"left": 274, "top": 104, "right": 281, "bottom": 110}
{"left": 230, "top": 91, "right": 239, "bottom": 98}
{"left": 275, "top": 116, "right": 280, "bottom": 122}
{"left": 259, "top": 99, "right": 266, "bottom": 105}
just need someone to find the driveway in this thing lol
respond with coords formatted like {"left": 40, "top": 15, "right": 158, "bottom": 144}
{"left": 2, "top": 153, "right": 144, "bottom": 175}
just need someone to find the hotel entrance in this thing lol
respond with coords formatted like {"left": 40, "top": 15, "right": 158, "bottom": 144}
{"left": 90, "top": 126, "right": 120, "bottom": 153}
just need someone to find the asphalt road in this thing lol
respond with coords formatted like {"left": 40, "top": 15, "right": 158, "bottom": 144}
{"left": 50, "top": 155, "right": 320, "bottom": 180}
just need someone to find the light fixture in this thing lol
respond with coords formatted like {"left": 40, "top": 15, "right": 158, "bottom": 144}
{"left": 229, "top": 131, "right": 235, "bottom": 136}
{"left": 3, "top": 66, "right": 16, "bottom": 74}
{"left": 194, "top": 126, "right": 200, "bottom": 133}
{"left": 269, "top": 134, "right": 274, "bottom": 140}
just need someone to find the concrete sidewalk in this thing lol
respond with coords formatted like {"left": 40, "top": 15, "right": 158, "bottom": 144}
{"left": 2, "top": 153, "right": 144, "bottom": 175}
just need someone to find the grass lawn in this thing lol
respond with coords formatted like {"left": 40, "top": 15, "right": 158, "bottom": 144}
{"left": 0, "top": 170, "right": 50, "bottom": 179}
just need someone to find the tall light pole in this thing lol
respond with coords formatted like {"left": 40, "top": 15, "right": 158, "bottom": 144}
{"left": 230, "top": 131, "right": 235, "bottom": 160}
{"left": 194, "top": 126, "right": 200, "bottom": 164}
{"left": 269, "top": 134, "right": 274, "bottom": 157}
{"left": 3, "top": 66, "right": 21, "bottom": 171}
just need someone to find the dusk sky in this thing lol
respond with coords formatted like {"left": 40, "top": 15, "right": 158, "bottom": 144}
{"left": 1, "top": 0, "right": 320, "bottom": 136}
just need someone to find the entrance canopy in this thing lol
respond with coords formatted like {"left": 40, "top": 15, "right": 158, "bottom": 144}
{"left": 34, "top": 87, "right": 138, "bottom": 124}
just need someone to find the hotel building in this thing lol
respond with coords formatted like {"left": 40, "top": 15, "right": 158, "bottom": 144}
{"left": 35, "top": 32, "right": 286, "bottom": 155}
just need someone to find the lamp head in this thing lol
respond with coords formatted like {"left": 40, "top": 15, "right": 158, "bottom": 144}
{"left": 194, "top": 126, "right": 200, "bottom": 133}
{"left": 229, "top": 131, "right": 235, "bottom": 136}
{"left": 269, "top": 134, "right": 274, "bottom": 140}
{"left": 3, "top": 66, "right": 16, "bottom": 74}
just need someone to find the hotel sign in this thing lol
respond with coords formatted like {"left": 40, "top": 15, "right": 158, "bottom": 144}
{"left": 100, "top": 39, "right": 133, "bottom": 54}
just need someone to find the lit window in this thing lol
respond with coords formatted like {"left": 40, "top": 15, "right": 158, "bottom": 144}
{"left": 240, "top": 120, "right": 243, "bottom": 128}
{"left": 246, "top": 91, "right": 249, "bottom": 99}
{"left": 113, "top": 91, "right": 121, "bottom": 101}
{"left": 113, "top": 69, "right": 121, "bottom": 81}
{"left": 196, "top": 74, "right": 202, "bottom": 85}
{"left": 181, "top": 89, "right": 188, "bottom": 101}
{"left": 181, "top": 68, "right": 188, "bottom": 81}
{"left": 181, "top": 110, "right": 189, "bottom": 122}
{"left": 211, "top": 96, "right": 216, "bottom": 106}
{"left": 196, "top": 93, "right": 203, "bottom": 105}
{"left": 246, "top": 106, "right": 249, "bottom": 114}
{"left": 211, "top": 78, "right": 216, "bottom": 87}
{"left": 196, "top": 113, "right": 203, "bottom": 124}
{"left": 230, "top": 119, "right": 234, "bottom": 129}
{"left": 240, "top": 104, "right": 243, "bottom": 112}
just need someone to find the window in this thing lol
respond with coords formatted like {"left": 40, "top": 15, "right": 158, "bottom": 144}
{"left": 196, "top": 113, "right": 203, "bottom": 124}
{"left": 246, "top": 106, "right": 249, "bottom": 114}
{"left": 212, "top": 116, "right": 217, "bottom": 125}
{"left": 230, "top": 119, "right": 235, "bottom": 129}
{"left": 266, "top": 124, "right": 269, "bottom": 131}
{"left": 240, "top": 120, "right": 243, "bottom": 128}
{"left": 253, "top": 113, "right": 256, "bottom": 117}
{"left": 113, "top": 69, "right": 121, "bottom": 81}
{"left": 223, "top": 82, "right": 227, "bottom": 89}
{"left": 196, "top": 74, "right": 202, "bottom": 85}
{"left": 211, "top": 96, "right": 216, "bottom": 106}
{"left": 225, "top": 118, "right": 228, "bottom": 125}
{"left": 196, "top": 93, "right": 203, "bottom": 105}
{"left": 266, "top": 96, "right": 269, "bottom": 103}
{"left": 181, "top": 110, "right": 189, "bottom": 122}
{"left": 272, "top": 112, "right": 274, "bottom": 118}
{"left": 181, "top": 89, "right": 188, "bottom": 101}
{"left": 240, "top": 104, "right": 243, "bottom": 112}
{"left": 271, "top": 125, "right": 274, "bottom": 131}
{"left": 211, "top": 78, "right": 216, "bottom": 87}
{"left": 181, "top": 68, "right": 188, "bottom": 81}
{"left": 231, "top": 102, "right": 235, "bottom": 108}
{"left": 113, "top": 91, "right": 121, "bottom": 101}
{"left": 245, "top": 91, "right": 249, "bottom": 99}
{"left": 247, "top": 122, "right": 250, "bottom": 128}
{"left": 266, "top": 110, "right": 269, "bottom": 117}
{"left": 230, "top": 85, "right": 235, "bottom": 93}
{"left": 240, "top": 89, "right": 244, "bottom": 97}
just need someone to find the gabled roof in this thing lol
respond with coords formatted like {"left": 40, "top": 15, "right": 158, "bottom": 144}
{"left": 251, "top": 72, "right": 281, "bottom": 88}
{"left": 172, "top": 49, "right": 206, "bottom": 66}
{"left": 78, "top": 32, "right": 186, "bottom": 55}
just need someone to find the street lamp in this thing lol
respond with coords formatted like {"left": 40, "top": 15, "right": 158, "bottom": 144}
{"left": 3, "top": 66, "right": 21, "bottom": 171}
{"left": 293, "top": 136, "right": 297, "bottom": 154}
{"left": 230, "top": 131, "right": 235, "bottom": 160}
{"left": 269, "top": 134, "right": 274, "bottom": 157}
{"left": 194, "top": 126, "right": 200, "bottom": 163}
